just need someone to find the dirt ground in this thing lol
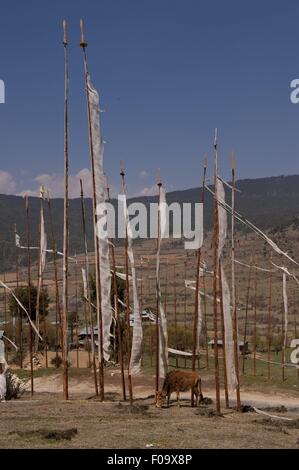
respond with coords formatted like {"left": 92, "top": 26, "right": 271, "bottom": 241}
{"left": 1, "top": 368, "right": 299, "bottom": 449}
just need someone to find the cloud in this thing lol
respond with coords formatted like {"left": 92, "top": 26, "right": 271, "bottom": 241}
{"left": 135, "top": 185, "right": 158, "bottom": 197}
{"left": 0, "top": 167, "right": 117, "bottom": 199}
{"left": 17, "top": 168, "right": 94, "bottom": 199}
{"left": 134, "top": 182, "right": 174, "bottom": 198}
{"left": 17, "top": 188, "right": 39, "bottom": 197}
{"left": 139, "top": 170, "right": 149, "bottom": 178}
{"left": 0, "top": 170, "right": 17, "bottom": 194}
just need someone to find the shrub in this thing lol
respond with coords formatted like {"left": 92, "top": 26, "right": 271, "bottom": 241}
{"left": 5, "top": 370, "right": 27, "bottom": 400}
{"left": 51, "top": 355, "right": 63, "bottom": 368}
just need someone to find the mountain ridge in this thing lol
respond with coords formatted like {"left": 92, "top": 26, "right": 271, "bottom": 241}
{"left": 0, "top": 174, "right": 299, "bottom": 272}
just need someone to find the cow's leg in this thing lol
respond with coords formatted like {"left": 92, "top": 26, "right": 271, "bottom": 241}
{"left": 194, "top": 386, "right": 199, "bottom": 407}
{"left": 176, "top": 390, "right": 181, "bottom": 407}
{"left": 199, "top": 377, "right": 203, "bottom": 402}
{"left": 167, "top": 393, "right": 170, "bottom": 408}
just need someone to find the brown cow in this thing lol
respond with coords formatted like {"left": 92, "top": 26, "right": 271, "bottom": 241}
{"left": 155, "top": 369, "right": 203, "bottom": 408}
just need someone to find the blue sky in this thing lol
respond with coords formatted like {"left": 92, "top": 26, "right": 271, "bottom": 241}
{"left": 0, "top": 0, "right": 299, "bottom": 197}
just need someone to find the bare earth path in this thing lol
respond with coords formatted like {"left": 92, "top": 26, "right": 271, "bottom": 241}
{"left": 0, "top": 369, "right": 298, "bottom": 449}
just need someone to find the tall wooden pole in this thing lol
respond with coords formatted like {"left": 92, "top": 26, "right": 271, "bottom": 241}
{"left": 203, "top": 270, "right": 209, "bottom": 369}
{"left": 3, "top": 269, "right": 13, "bottom": 350}
{"left": 47, "top": 193, "right": 62, "bottom": 363}
{"left": 2, "top": 270, "right": 6, "bottom": 326}
{"left": 231, "top": 156, "right": 241, "bottom": 411}
{"left": 82, "top": 293, "right": 92, "bottom": 368}
{"left": 212, "top": 129, "right": 221, "bottom": 413}
{"left": 4, "top": 270, "right": 10, "bottom": 362}
{"left": 163, "top": 258, "right": 168, "bottom": 318}
{"left": 104, "top": 178, "right": 117, "bottom": 364}
{"left": 112, "top": 243, "right": 127, "bottom": 401}
{"left": 140, "top": 257, "right": 144, "bottom": 367}
{"left": 192, "top": 159, "right": 207, "bottom": 374}
{"left": 35, "top": 188, "right": 46, "bottom": 352}
{"left": 14, "top": 224, "right": 23, "bottom": 368}
{"left": 80, "top": 19, "right": 104, "bottom": 401}
{"left": 149, "top": 273, "right": 154, "bottom": 368}
{"left": 253, "top": 262, "right": 258, "bottom": 376}
{"left": 294, "top": 293, "right": 299, "bottom": 382}
{"left": 173, "top": 264, "right": 178, "bottom": 368}
{"left": 281, "top": 273, "right": 286, "bottom": 383}
{"left": 105, "top": 177, "right": 126, "bottom": 401}
{"left": 219, "top": 259, "right": 229, "bottom": 408}
{"left": 78, "top": 183, "right": 91, "bottom": 369}
{"left": 120, "top": 164, "right": 133, "bottom": 403}
{"left": 267, "top": 265, "right": 273, "bottom": 383}
{"left": 79, "top": 179, "right": 98, "bottom": 396}
{"left": 242, "top": 258, "right": 252, "bottom": 374}
{"left": 62, "top": 19, "right": 69, "bottom": 400}
{"left": 42, "top": 287, "right": 48, "bottom": 368}
{"left": 183, "top": 258, "right": 188, "bottom": 368}
{"left": 25, "top": 196, "right": 34, "bottom": 395}
{"left": 155, "top": 174, "right": 162, "bottom": 394}
{"left": 74, "top": 255, "right": 79, "bottom": 369}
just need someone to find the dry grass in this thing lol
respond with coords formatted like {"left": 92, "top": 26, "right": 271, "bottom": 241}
{"left": 0, "top": 365, "right": 299, "bottom": 449}
{"left": 1, "top": 392, "right": 299, "bottom": 449}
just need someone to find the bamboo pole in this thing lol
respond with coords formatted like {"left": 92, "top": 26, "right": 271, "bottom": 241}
{"left": 294, "top": 292, "right": 299, "bottom": 382}
{"left": 62, "top": 19, "right": 69, "bottom": 400}
{"left": 79, "top": 179, "right": 99, "bottom": 396}
{"left": 281, "top": 288, "right": 284, "bottom": 382}
{"left": 253, "top": 260, "right": 258, "bottom": 376}
{"left": 25, "top": 196, "right": 34, "bottom": 395}
{"left": 42, "top": 286, "right": 48, "bottom": 368}
{"left": 2, "top": 266, "right": 6, "bottom": 326}
{"left": 191, "top": 225, "right": 201, "bottom": 375}
{"left": 191, "top": 159, "right": 207, "bottom": 375}
{"left": 173, "top": 264, "right": 178, "bottom": 368}
{"left": 116, "top": 245, "right": 128, "bottom": 399}
{"left": 3, "top": 246, "right": 15, "bottom": 352}
{"left": 149, "top": 273, "right": 154, "bottom": 368}
{"left": 47, "top": 193, "right": 62, "bottom": 364}
{"left": 183, "top": 258, "right": 187, "bottom": 368}
{"left": 80, "top": 19, "right": 105, "bottom": 401}
{"left": 112, "top": 241, "right": 126, "bottom": 401}
{"left": 14, "top": 225, "right": 23, "bottom": 368}
{"left": 231, "top": 156, "right": 241, "bottom": 411}
{"left": 281, "top": 273, "right": 286, "bottom": 383}
{"left": 242, "top": 258, "right": 252, "bottom": 374}
{"left": 105, "top": 178, "right": 116, "bottom": 364}
{"left": 120, "top": 164, "right": 133, "bottom": 403}
{"left": 74, "top": 255, "right": 79, "bottom": 369}
{"left": 35, "top": 187, "right": 46, "bottom": 353}
{"left": 82, "top": 291, "right": 91, "bottom": 368}
{"left": 3, "top": 269, "right": 10, "bottom": 362}
{"left": 212, "top": 129, "right": 221, "bottom": 413}
{"left": 150, "top": 322, "right": 153, "bottom": 367}
{"left": 164, "top": 258, "right": 168, "bottom": 319}
{"left": 218, "top": 259, "right": 229, "bottom": 408}
{"left": 267, "top": 264, "right": 273, "bottom": 383}
{"left": 203, "top": 269, "right": 209, "bottom": 369}
{"left": 140, "top": 257, "right": 144, "bottom": 367}
{"left": 155, "top": 174, "right": 162, "bottom": 395}
{"left": 105, "top": 177, "right": 126, "bottom": 401}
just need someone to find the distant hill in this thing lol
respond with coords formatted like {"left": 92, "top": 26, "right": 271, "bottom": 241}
{"left": 1, "top": 174, "right": 299, "bottom": 272}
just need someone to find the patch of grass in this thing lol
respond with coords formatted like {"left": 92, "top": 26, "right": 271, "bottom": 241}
{"left": 9, "top": 428, "right": 78, "bottom": 441}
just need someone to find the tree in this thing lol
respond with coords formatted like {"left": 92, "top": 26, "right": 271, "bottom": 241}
{"left": 9, "top": 285, "right": 49, "bottom": 322}
{"left": 272, "top": 334, "right": 283, "bottom": 354}
{"left": 89, "top": 272, "right": 126, "bottom": 306}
